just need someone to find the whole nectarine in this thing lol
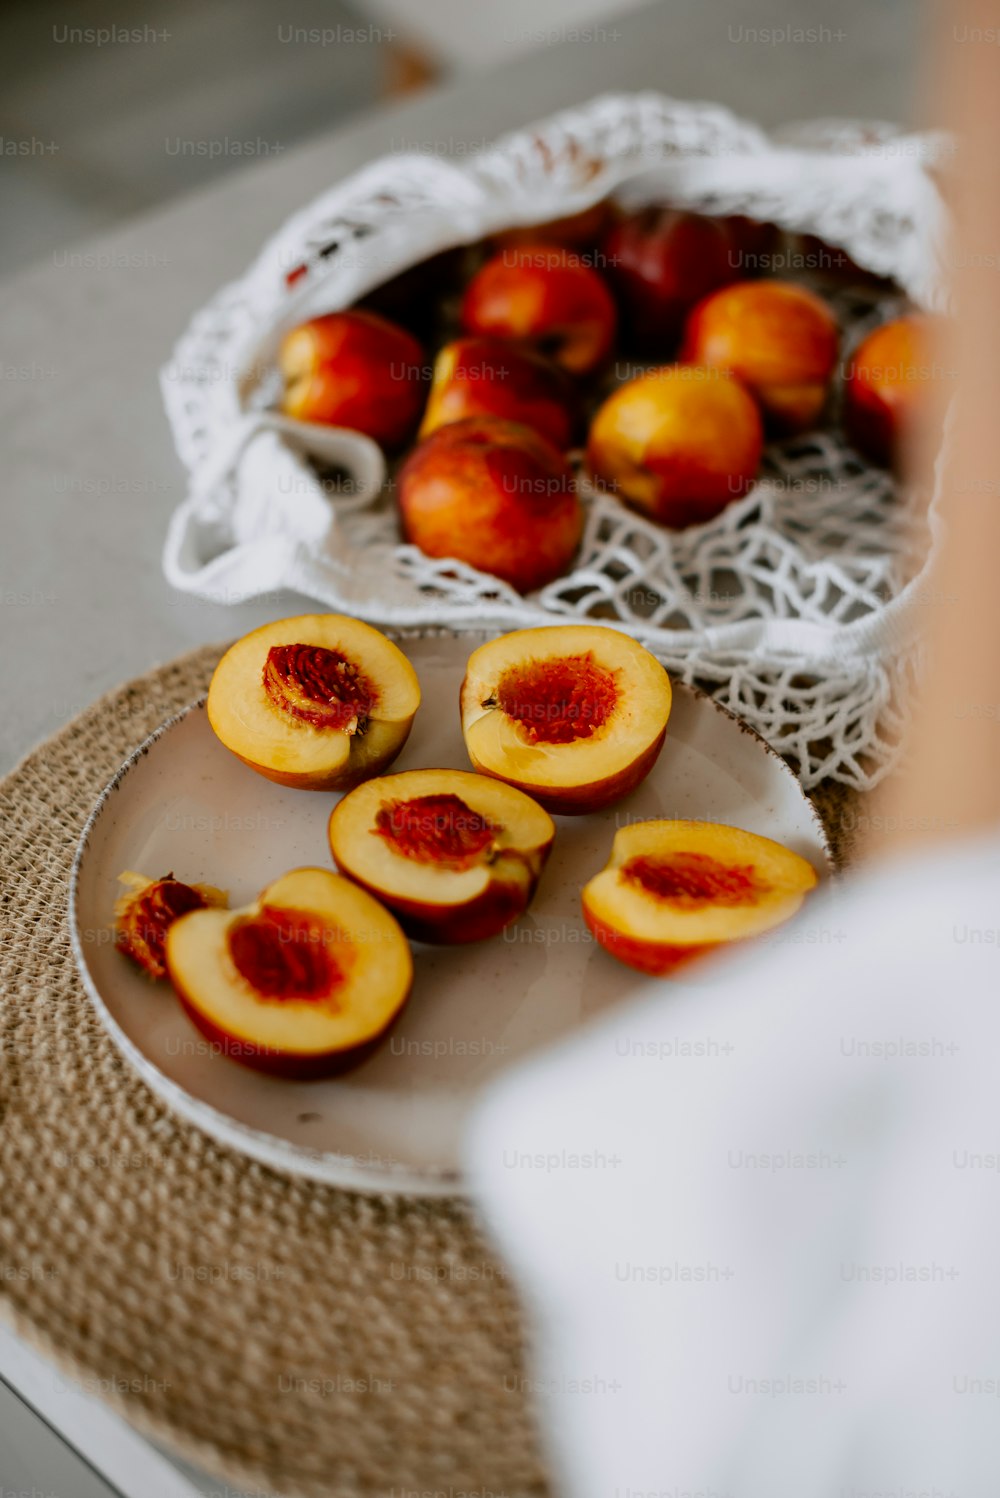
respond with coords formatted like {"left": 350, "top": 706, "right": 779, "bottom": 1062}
{"left": 587, "top": 365, "right": 763, "bottom": 528}
{"left": 461, "top": 244, "right": 617, "bottom": 377}
{"left": 279, "top": 308, "right": 425, "bottom": 448}
{"left": 419, "top": 337, "right": 575, "bottom": 450}
{"left": 843, "top": 314, "right": 938, "bottom": 469}
{"left": 603, "top": 208, "right": 740, "bottom": 352}
{"left": 397, "top": 416, "right": 583, "bottom": 594}
{"left": 681, "top": 280, "right": 839, "bottom": 433}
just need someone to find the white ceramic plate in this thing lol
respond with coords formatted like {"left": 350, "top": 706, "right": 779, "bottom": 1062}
{"left": 70, "top": 629, "right": 830, "bottom": 1196}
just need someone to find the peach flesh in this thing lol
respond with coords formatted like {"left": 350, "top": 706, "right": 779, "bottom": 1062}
{"left": 116, "top": 877, "right": 212, "bottom": 981}
{"left": 494, "top": 654, "right": 619, "bottom": 745}
{"left": 374, "top": 793, "right": 498, "bottom": 869}
{"left": 227, "top": 905, "right": 346, "bottom": 1002}
{"left": 262, "top": 644, "right": 378, "bottom": 733}
{"left": 621, "top": 852, "right": 764, "bottom": 908}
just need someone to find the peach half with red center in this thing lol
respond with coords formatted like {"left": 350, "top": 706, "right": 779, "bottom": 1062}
{"left": 460, "top": 244, "right": 617, "bottom": 376}
{"left": 329, "top": 768, "right": 554, "bottom": 943}
{"left": 459, "top": 625, "right": 672, "bottom": 815}
{"left": 681, "top": 280, "right": 839, "bottom": 432}
{"left": 115, "top": 870, "right": 227, "bottom": 980}
{"left": 207, "top": 614, "right": 420, "bottom": 791}
{"left": 419, "top": 337, "right": 575, "bottom": 450}
{"left": 582, "top": 820, "right": 818, "bottom": 975}
{"left": 166, "top": 868, "right": 412, "bottom": 1077}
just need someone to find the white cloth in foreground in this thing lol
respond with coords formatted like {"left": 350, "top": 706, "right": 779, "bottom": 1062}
{"left": 466, "top": 836, "right": 1000, "bottom": 1498}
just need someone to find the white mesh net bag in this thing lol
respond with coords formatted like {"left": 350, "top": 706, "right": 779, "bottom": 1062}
{"left": 160, "top": 92, "right": 952, "bottom": 789}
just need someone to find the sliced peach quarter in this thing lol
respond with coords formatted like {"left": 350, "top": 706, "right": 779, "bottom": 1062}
{"left": 460, "top": 626, "right": 672, "bottom": 815}
{"left": 165, "top": 867, "right": 413, "bottom": 1077}
{"left": 582, "top": 820, "right": 818, "bottom": 975}
{"left": 329, "top": 768, "right": 554, "bottom": 943}
{"left": 207, "top": 614, "right": 421, "bottom": 791}
{"left": 115, "top": 870, "right": 227, "bottom": 980}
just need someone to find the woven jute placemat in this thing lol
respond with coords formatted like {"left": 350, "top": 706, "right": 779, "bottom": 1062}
{"left": 0, "top": 643, "right": 862, "bottom": 1496}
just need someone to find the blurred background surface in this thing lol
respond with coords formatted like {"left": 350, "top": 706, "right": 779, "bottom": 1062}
{"left": 0, "top": 0, "right": 921, "bottom": 276}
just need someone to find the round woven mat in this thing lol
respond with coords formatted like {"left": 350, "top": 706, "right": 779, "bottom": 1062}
{"left": 0, "top": 643, "right": 861, "bottom": 1496}
{"left": 0, "top": 644, "right": 543, "bottom": 1498}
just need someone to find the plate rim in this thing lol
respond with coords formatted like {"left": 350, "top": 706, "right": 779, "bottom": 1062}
{"left": 68, "top": 631, "right": 832, "bottom": 1197}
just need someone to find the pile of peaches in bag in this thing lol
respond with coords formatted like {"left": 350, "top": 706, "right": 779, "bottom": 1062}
{"left": 280, "top": 201, "right": 935, "bottom": 590}
{"left": 116, "top": 613, "right": 816, "bottom": 1077}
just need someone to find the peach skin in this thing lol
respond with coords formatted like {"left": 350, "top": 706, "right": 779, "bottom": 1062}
{"left": 490, "top": 201, "right": 616, "bottom": 253}
{"left": 681, "top": 280, "right": 839, "bottom": 432}
{"left": 843, "top": 315, "right": 938, "bottom": 469}
{"left": 279, "top": 308, "right": 425, "bottom": 448}
{"left": 397, "top": 415, "right": 583, "bottom": 593}
{"left": 461, "top": 244, "right": 617, "bottom": 377}
{"left": 586, "top": 365, "right": 763, "bottom": 528}
{"left": 419, "top": 337, "right": 575, "bottom": 450}
{"left": 603, "top": 208, "right": 740, "bottom": 351}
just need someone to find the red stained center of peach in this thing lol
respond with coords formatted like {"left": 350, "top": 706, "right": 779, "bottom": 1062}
{"left": 495, "top": 653, "right": 618, "bottom": 744}
{"left": 117, "top": 877, "right": 209, "bottom": 978}
{"left": 373, "top": 793, "right": 498, "bottom": 868}
{"left": 263, "top": 644, "right": 377, "bottom": 732}
{"left": 227, "top": 905, "right": 346, "bottom": 1001}
{"left": 622, "top": 852, "right": 764, "bottom": 908}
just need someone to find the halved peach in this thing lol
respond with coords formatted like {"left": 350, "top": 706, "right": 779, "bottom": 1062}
{"left": 329, "top": 768, "right": 554, "bottom": 943}
{"left": 460, "top": 626, "right": 672, "bottom": 815}
{"left": 115, "top": 870, "right": 227, "bottom": 980}
{"left": 165, "top": 867, "right": 413, "bottom": 1076}
{"left": 582, "top": 821, "right": 818, "bottom": 975}
{"left": 207, "top": 614, "right": 421, "bottom": 791}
